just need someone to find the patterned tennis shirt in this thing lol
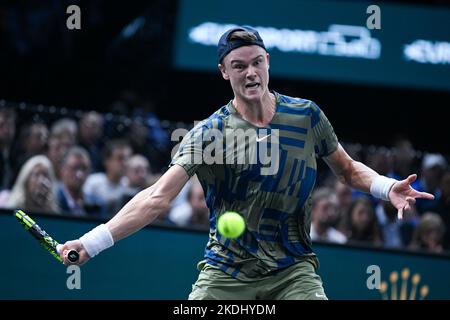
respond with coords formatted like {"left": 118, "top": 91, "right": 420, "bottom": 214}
{"left": 170, "top": 91, "right": 338, "bottom": 281}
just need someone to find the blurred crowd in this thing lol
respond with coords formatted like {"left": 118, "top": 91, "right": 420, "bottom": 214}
{"left": 1, "top": 101, "right": 449, "bottom": 255}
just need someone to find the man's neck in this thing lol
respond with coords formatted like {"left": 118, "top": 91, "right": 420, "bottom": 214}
{"left": 233, "top": 91, "right": 276, "bottom": 127}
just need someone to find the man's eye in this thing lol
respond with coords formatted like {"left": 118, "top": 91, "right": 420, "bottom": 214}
{"left": 234, "top": 64, "right": 244, "bottom": 70}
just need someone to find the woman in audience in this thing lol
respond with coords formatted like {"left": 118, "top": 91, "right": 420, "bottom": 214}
{"left": 345, "top": 196, "right": 383, "bottom": 246}
{"left": 6, "top": 155, "right": 59, "bottom": 214}
{"left": 409, "top": 212, "right": 446, "bottom": 254}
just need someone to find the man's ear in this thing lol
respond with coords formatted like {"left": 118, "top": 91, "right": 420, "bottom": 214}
{"left": 266, "top": 53, "right": 270, "bottom": 70}
{"left": 218, "top": 63, "right": 230, "bottom": 80}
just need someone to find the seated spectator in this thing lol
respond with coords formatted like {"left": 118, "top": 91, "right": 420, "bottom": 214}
{"left": 47, "top": 133, "right": 75, "bottom": 181}
{"left": 345, "top": 197, "right": 382, "bottom": 246}
{"left": 83, "top": 139, "right": 132, "bottom": 216}
{"left": 375, "top": 201, "right": 416, "bottom": 249}
{"left": 15, "top": 122, "right": 49, "bottom": 175}
{"left": 169, "top": 177, "right": 209, "bottom": 228}
{"left": 429, "top": 171, "right": 450, "bottom": 250}
{"left": 5, "top": 155, "right": 59, "bottom": 214}
{"left": 0, "top": 107, "right": 16, "bottom": 190}
{"left": 78, "top": 111, "right": 104, "bottom": 172}
{"left": 57, "top": 147, "right": 107, "bottom": 217}
{"left": 50, "top": 118, "right": 78, "bottom": 146}
{"left": 415, "top": 153, "right": 447, "bottom": 213}
{"left": 409, "top": 212, "right": 446, "bottom": 254}
{"left": 310, "top": 188, "right": 347, "bottom": 244}
{"left": 114, "top": 154, "right": 160, "bottom": 213}
{"left": 334, "top": 180, "right": 353, "bottom": 232}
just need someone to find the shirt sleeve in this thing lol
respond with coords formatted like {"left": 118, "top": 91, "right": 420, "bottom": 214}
{"left": 169, "top": 120, "right": 217, "bottom": 177}
{"left": 310, "top": 102, "right": 339, "bottom": 158}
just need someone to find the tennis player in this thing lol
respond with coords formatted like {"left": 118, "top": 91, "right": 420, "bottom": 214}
{"left": 60, "top": 26, "right": 434, "bottom": 299}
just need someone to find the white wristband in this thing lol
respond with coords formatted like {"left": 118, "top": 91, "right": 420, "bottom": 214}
{"left": 79, "top": 224, "right": 114, "bottom": 258}
{"left": 370, "top": 176, "right": 397, "bottom": 201}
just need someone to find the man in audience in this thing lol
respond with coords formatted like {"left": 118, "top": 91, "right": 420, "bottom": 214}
{"left": 78, "top": 111, "right": 104, "bottom": 172}
{"left": 57, "top": 147, "right": 106, "bottom": 217}
{"left": 83, "top": 139, "right": 132, "bottom": 215}
{"left": 310, "top": 188, "right": 347, "bottom": 244}
{"left": 0, "top": 107, "right": 16, "bottom": 190}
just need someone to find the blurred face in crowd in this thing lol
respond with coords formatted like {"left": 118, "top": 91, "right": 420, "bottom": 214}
{"left": 312, "top": 196, "right": 338, "bottom": 226}
{"left": 126, "top": 155, "right": 150, "bottom": 189}
{"left": 61, "top": 154, "right": 91, "bottom": 193}
{"left": 0, "top": 111, "right": 15, "bottom": 147}
{"left": 219, "top": 45, "right": 270, "bottom": 104}
{"left": 440, "top": 172, "right": 450, "bottom": 203}
{"left": 26, "top": 164, "right": 52, "bottom": 208}
{"left": 350, "top": 200, "right": 373, "bottom": 232}
{"left": 189, "top": 183, "right": 209, "bottom": 223}
{"left": 80, "top": 112, "right": 103, "bottom": 144}
{"left": 422, "top": 164, "right": 445, "bottom": 193}
{"left": 105, "top": 146, "right": 132, "bottom": 180}
{"left": 335, "top": 181, "right": 352, "bottom": 208}
{"left": 367, "top": 150, "right": 392, "bottom": 176}
{"left": 47, "top": 136, "right": 72, "bottom": 173}
{"left": 25, "top": 124, "right": 48, "bottom": 154}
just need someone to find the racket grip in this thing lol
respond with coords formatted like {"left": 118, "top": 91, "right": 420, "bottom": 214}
{"left": 56, "top": 244, "right": 80, "bottom": 263}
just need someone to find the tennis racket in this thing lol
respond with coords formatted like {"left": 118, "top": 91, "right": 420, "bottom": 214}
{"left": 15, "top": 209, "right": 79, "bottom": 264}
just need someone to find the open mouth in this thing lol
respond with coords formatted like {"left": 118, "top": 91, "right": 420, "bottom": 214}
{"left": 245, "top": 82, "right": 260, "bottom": 89}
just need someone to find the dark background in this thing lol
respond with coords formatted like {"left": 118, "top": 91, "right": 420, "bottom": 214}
{"left": 1, "top": 0, "right": 449, "bottom": 153}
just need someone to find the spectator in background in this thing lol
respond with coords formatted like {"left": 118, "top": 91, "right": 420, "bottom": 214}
{"left": 126, "top": 117, "right": 168, "bottom": 174}
{"left": 345, "top": 197, "right": 382, "bottom": 246}
{"left": 78, "top": 111, "right": 104, "bottom": 172}
{"left": 429, "top": 171, "right": 450, "bottom": 250}
{"left": 0, "top": 107, "right": 16, "bottom": 190}
{"left": 169, "top": 177, "right": 209, "bottom": 228}
{"left": 334, "top": 179, "right": 353, "bottom": 232}
{"left": 50, "top": 118, "right": 78, "bottom": 146}
{"left": 310, "top": 188, "right": 347, "bottom": 244}
{"left": 5, "top": 155, "right": 59, "bottom": 214}
{"left": 83, "top": 139, "right": 132, "bottom": 215}
{"left": 15, "top": 122, "right": 49, "bottom": 173}
{"left": 114, "top": 154, "right": 159, "bottom": 213}
{"left": 47, "top": 134, "right": 73, "bottom": 180}
{"left": 391, "top": 137, "right": 417, "bottom": 182}
{"left": 415, "top": 153, "right": 447, "bottom": 213}
{"left": 47, "top": 118, "right": 78, "bottom": 180}
{"left": 409, "top": 212, "right": 446, "bottom": 254}
{"left": 57, "top": 147, "right": 106, "bottom": 217}
{"left": 375, "top": 201, "right": 415, "bottom": 249}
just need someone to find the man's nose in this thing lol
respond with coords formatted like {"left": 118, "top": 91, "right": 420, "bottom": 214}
{"left": 246, "top": 65, "right": 257, "bottom": 79}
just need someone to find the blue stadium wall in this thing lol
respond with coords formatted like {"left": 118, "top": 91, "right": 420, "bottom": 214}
{"left": 1, "top": 211, "right": 449, "bottom": 300}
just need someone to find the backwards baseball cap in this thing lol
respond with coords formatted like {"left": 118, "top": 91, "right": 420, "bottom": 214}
{"left": 217, "top": 26, "right": 266, "bottom": 63}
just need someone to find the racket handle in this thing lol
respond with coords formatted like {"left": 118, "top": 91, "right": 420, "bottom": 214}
{"left": 56, "top": 244, "right": 80, "bottom": 263}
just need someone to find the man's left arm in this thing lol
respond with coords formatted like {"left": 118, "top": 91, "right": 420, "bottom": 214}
{"left": 324, "top": 143, "right": 434, "bottom": 219}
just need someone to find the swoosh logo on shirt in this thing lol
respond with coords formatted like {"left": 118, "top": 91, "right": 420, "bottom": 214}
{"left": 256, "top": 134, "right": 271, "bottom": 142}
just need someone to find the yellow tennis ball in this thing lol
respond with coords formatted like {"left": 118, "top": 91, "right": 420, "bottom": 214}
{"left": 217, "top": 211, "right": 245, "bottom": 239}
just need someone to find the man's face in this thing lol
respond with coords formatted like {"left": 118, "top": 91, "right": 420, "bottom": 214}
{"left": 219, "top": 45, "right": 270, "bottom": 102}
{"left": 61, "top": 155, "right": 91, "bottom": 192}
{"left": 312, "top": 197, "right": 338, "bottom": 225}
{"left": 105, "top": 147, "right": 132, "bottom": 178}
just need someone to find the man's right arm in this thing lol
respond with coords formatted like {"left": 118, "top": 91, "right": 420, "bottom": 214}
{"left": 60, "top": 165, "right": 190, "bottom": 265}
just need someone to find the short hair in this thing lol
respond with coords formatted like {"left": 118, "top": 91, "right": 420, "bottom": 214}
{"left": 102, "top": 139, "right": 131, "bottom": 161}
{"left": 61, "top": 146, "right": 91, "bottom": 167}
{"left": 311, "top": 187, "right": 336, "bottom": 208}
{"left": 228, "top": 30, "right": 258, "bottom": 42}
{"left": 50, "top": 118, "right": 77, "bottom": 139}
